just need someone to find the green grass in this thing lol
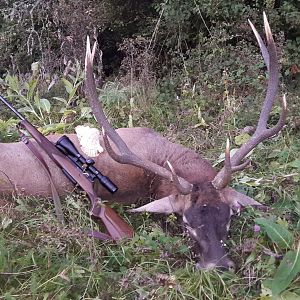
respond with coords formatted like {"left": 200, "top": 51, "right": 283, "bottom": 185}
{"left": 1, "top": 77, "right": 300, "bottom": 299}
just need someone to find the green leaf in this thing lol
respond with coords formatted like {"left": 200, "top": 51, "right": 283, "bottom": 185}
{"left": 80, "top": 107, "right": 92, "bottom": 118}
{"left": 1, "top": 217, "right": 12, "bottom": 229}
{"left": 53, "top": 97, "right": 67, "bottom": 105}
{"left": 62, "top": 78, "right": 74, "bottom": 94}
{"left": 68, "top": 81, "right": 81, "bottom": 101}
{"left": 34, "top": 94, "right": 41, "bottom": 108}
{"left": 39, "top": 98, "right": 51, "bottom": 113}
{"left": 6, "top": 74, "right": 20, "bottom": 92}
{"left": 0, "top": 238, "right": 8, "bottom": 272}
{"left": 234, "top": 133, "right": 250, "bottom": 146}
{"left": 238, "top": 175, "right": 262, "bottom": 186}
{"left": 275, "top": 291, "right": 300, "bottom": 300}
{"left": 63, "top": 109, "right": 76, "bottom": 116}
{"left": 265, "top": 243, "right": 300, "bottom": 296}
{"left": 39, "top": 123, "right": 66, "bottom": 134}
{"left": 27, "top": 79, "right": 38, "bottom": 101}
{"left": 289, "top": 159, "right": 300, "bottom": 170}
{"left": 18, "top": 106, "right": 35, "bottom": 113}
{"left": 255, "top": 218, "right": 294, "bottom": 249}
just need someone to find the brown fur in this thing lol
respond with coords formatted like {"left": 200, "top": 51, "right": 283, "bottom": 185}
{"left": 0, "top": 127, "right": 216, "bottom": 203}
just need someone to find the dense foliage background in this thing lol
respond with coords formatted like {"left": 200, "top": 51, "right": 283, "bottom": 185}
{"left": 0, "top": 0, "right": 299, "bottom": 77}
{"left": 0, "top": 0, "right": 299, "bottom": 299}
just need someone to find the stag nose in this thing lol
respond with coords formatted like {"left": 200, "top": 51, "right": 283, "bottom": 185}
{"left": 196, "top": 257, "right": 235, "bottom": 271}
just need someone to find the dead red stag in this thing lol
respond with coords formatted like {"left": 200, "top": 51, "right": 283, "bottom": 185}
{"left": 0, "top": 14, "right": 286, "bottom": 269}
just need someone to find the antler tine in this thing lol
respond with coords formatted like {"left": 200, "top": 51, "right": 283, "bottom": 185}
{"left": 85, "top": 37, "right": 193, "bottom": 195}
{"left": 166, "top": 161, "right": 189, "bottom": 193}
{"left": 212, "top": 139, "right": 232, "bottom": 189}
{"left": 248, "top": 19, "right": 269, "bottom": 71}
{"left": 213, "top": 13, "right": 287, "bottom": 190}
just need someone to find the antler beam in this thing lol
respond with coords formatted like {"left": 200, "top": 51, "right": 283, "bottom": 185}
{"left": 85, "top": 37, "right": 193, "bottom": 195}
{"left": 212, "top": 13, "right": 287, "bottom": 190}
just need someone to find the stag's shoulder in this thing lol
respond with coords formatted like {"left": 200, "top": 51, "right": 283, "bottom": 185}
{"left": 115, "top": 127, "right": 163, "bottom": 142}
{"left": 116, "top": 127, "right": 157, "bottom": 135}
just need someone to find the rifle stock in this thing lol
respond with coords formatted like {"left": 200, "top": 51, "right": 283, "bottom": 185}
{"left": 90, "top": 195, "right": 134, "bottom": 240}
{"left": 0, "top": 95, "right": 134, "bottom": 240}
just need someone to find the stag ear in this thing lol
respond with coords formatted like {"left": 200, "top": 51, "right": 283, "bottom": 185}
{"left": 129, "top": 195, "right": 186, "bottom": 214}
{"left": 221, "top": 187, "right": 262, "bottom": 210}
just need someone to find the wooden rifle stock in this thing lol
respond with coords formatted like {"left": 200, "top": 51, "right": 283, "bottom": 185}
{"left": 0, "top": 95, "right": 134, "bottom": 240}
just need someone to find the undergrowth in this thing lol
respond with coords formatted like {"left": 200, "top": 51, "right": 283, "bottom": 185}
{"left": 0, "top": 49, "right": 300, "bottom": 300}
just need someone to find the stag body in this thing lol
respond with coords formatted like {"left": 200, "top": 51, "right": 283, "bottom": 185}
{"left": 0, "top": 127, "right": 215, "bottom": 201}
{"left": 1, "top": 128, "right": 232, "bottom": 269}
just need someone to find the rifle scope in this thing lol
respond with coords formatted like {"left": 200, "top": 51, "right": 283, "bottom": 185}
{"left": 56, "top": 135, "right": 118, "bottom": 194}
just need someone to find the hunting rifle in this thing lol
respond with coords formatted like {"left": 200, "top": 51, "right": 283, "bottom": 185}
{"left": 0, "top": 94, "right": 134, "bottom": 241}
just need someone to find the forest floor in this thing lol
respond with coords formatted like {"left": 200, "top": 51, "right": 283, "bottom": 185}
{"left": 0, "top": 71, "right": 299, "bottom": 299}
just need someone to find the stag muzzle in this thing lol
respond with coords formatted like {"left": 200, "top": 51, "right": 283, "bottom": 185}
{"left": 196, "top": 253, "right": 235, "bottom": 271}
{"left": 194, "top": 238, "right": 235, "bottom": 271}
{"left": 185, "top": 217, "right": 235, "bottom": 271}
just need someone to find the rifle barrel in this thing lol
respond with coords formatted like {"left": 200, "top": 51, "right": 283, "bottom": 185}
{"left": 0, "top": 95, "right": 25, "bottom": 121}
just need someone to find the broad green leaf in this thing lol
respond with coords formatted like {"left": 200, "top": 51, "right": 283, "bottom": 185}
{"left": 238, "top": 175, "right": 262, "bottom": 186}
{"left": 34, "top": 93, "right": 41, "bottom": 108}
{"left": 18, "top": 106, "right": 35, "bottom": 113}
{"left": 275, "top": 291, "right": 300, "bottom": 300}
{"left": 27, "top": 78, "right": 38, "bottom": 101}
{"left": 234, "top": 133, "right": 250, "bottom": 146}
{"left": 68, "top": 80, "right": 81, "bottom": 101}
{"left": 80, "top": 107, "right": 92, "bottom": 118}
{"left": 62, "top": 78, "right": 74, "bottom": 94}
{"left": 265, "top": 243, "right": 300, "bottom": 296}
{"left": 39, "top": 98, "right": 51, "bottom": 113}
{"left": 39, "top": 123, "right": 66, "bottom": 134}
{"left": 30, "top": 273, "right": 38, "bottom": 294}
{"left": 63, "top": 109, "right": 76, "bottom": 116}
{"left": 289, "top": 159, "right": 300, "bottom": 170}
{"left": 255, "top": 218, "right": 294, "bottom": 249}
{"left": 68, "top": 74, "right": 76, "bottom": 82}
{"left": 68, "top": 87, "right": 77, "bottom": 102}
{"left": 53, "top": 97, "right": 67, "bottom": 105}
{"left": 6, "top": 74, "right": 20, "bottom": 92}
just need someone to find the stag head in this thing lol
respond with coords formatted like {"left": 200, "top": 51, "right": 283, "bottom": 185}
{"left": 85, "top": 13, "right": 286, "bottom": 270}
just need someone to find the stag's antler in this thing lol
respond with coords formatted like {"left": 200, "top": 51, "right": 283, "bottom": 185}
{"left": 85, "top": 37, "right": 193, "bottom": 194}
{"left": 212, "top": 13, "right": 287, "bottom": 190}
